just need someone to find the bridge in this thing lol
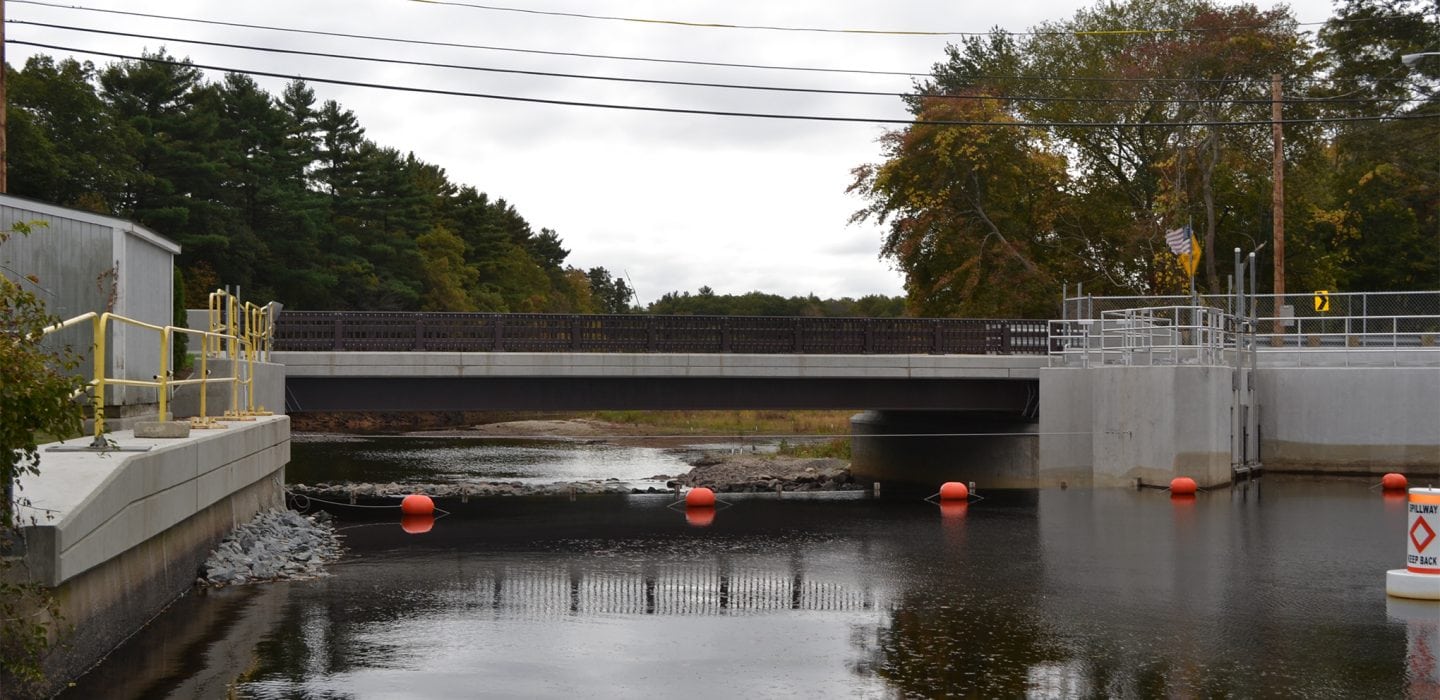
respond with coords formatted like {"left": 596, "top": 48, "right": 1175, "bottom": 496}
{"left": 274, "top": 312, "right": 1050, "bottom": 413}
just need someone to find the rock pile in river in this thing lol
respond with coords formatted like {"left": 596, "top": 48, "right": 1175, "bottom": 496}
{"left": 680, "top": 456, "right": 860, "bottom": 493}
{"left": 292, "top": 479, "right": 640, "bottom": 502}
{"left": 201, "top": 509, "right": 343, "bottom": 587}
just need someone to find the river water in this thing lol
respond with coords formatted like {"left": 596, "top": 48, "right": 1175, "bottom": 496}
{"left": 64, "top": 437, "right": 1434, "bottom": 699}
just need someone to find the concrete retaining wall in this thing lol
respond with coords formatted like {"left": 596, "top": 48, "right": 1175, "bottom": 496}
{"left": 1037, "top": 368, "right": 1094, "bottom": 487}
{"left": 11, "top": 417, "right": 290, "bottom": 694}
{"left": 1091, "top": 365, "right": 1232, "bottom": 487}
{"left": 171, "top": 359, "right": 286, "bottom": 419}
{"left": 1255, "top": 367, "right": 1440, "bottom": 473}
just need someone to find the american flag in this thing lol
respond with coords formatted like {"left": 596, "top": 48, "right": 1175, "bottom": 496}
{"left": 1165, "top": 224, "right": 1193, "bottom": 256}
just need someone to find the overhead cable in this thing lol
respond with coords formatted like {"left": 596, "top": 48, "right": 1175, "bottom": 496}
{"left": 4, "top": 1, "right": 1402, "bottom": 85}
{"left": 407, "top": 0, "right": 1346, "bottom": 37}
{"left": 16, "top": 22, "right": 1420, "bottom": 107}
{"left": 11, "top": 40, "right": 1432, "bottom": 129}
{"left": 7, "top": 0, "right": 921, "bottom": 77}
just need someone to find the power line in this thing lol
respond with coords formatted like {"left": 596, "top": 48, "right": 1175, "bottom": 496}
{"left": 6, "top": 1, "right": 1401, "bottom": 86}
{"left": 15, "top": 21, "right": 1421, "bottom": 107}
{"left": 408, "top": 0, "right": 1344, "bottom": 37}
{"left": 10, "top": 40, "right": 1432, "bottom": 129}
{"left": 8, "top": 0, "right": 922, "bottom": 77}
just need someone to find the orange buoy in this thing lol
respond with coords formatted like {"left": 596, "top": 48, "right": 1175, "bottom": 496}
{"left": 1170, "top": 477, "right": 1198, "bottom": 496}
{"left": 401, "top": 514, "right": 434, "bottom": 534}
{"left": 685, "top": 487, "right": 717, "bottom": 508}
{"left": 938, "top": 481, "right": 969, "bottom": 501}
{"left": 401, "top": 493, "right": 435, "bottom": 516}
{"left": 685, "top": 506, "right": 716, "bottom": 527}
{"left": 1382, "top": 473, "right": 1409, "bottom": 490}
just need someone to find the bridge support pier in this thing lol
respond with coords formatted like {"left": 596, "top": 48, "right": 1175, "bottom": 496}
{"left": 850, "top": 410, "right": 1039, "bottom": 493}
{"left": 1039, "top": 366, "right": 1234, "bottom": 489}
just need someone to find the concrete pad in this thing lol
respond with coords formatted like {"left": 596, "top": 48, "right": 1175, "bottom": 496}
{"left": 134, "top": 421, "right": 191, "bottom": 439}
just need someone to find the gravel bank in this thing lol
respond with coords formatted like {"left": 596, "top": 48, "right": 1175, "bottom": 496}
{"left": 200, "top": 510, "right": 344, "bottom": 587}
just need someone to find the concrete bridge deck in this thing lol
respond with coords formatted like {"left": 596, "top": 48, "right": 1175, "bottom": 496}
{"left": 275, "top": 351, "right": 1047, "bottom": 412}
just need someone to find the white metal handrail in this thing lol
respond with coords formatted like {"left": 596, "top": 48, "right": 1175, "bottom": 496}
{"left": 1049, "top": 305, "right": 1238, "bottom": 367}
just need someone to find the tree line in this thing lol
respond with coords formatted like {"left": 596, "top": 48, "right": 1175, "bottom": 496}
{"left": 851, "top": 0, "right": 1437, "bottom": 317}
{"left": 7, "top": 51, "right": 908, "bottom": 318}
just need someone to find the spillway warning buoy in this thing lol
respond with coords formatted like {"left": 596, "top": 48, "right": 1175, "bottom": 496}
{"left": 1386, "top": 487, "right": 1440, "bottom": 600}
{"left": 1170, "top": 477, "right": 1198, "bottom": 496}
{"left": 401, "top": 493, "right": 435, "bottom": 516}
{"left": 939, "top": 481, "right": 970, "bottom": 501}
{"left": 401, "top": 514, "right": 435, "bottom": 534}
{"left": 1383, "top": 473, "right": 1409, "bottom": 491}
{"left": 685, "top": 487, "right": 717, "bottom": 508}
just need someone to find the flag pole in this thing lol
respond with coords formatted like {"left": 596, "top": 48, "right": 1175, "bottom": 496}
{"left": 1187, "top": 218, "right": 1197, "bottom": 303}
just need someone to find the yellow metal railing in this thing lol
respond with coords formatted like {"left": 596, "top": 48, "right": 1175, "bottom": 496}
{"left": 43, "top": 289, "right": 278, "bottom": 445}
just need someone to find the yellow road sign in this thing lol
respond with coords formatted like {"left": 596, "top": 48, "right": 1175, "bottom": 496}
{"left": 1314, "top": 290, "right": 1330, "bottom": 312}
{"left": 1177, "top": 234, "right": 1202, "bottom": 278}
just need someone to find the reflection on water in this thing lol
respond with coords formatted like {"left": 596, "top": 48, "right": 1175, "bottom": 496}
{"left": 64, "top": 463, "right": 1429, "bottom": 698}
{"left": 288, "top": 436, "right": 692, "bottom": 486}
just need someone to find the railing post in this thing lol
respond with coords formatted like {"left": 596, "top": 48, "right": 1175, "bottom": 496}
{"left": 571, "top": 316, "right": 582, "bottom": 351}
{"left": 414, "top": 316, "right": 426, "bottom": 351}
{"left": 646, "top": 316, "right": 657, "bottom": 352}
{"left": 932, "top": 320, "right": 943, "bottom": 355}
{"left": 793, "top": 318, "right": 803, "bottom": 353}
{"left": 864, "top": 318, "right": 875, "bottom": 354}
{"left": 158, "top": 327, "right": 170, "bottom": 420}
{"left": 332, "top": 315, "right": 344, "bottom": 352}
{"left": 493, "top": 315, "right": 505, "bottom": 352}
{"left": 721, "top": 317, "right": 732, "bottom": 353}
{"left": 91, "top": 314, "right": 107, "bottom": 445}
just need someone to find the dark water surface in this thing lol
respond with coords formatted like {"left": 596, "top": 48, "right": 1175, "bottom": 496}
{"left": 65, "top": 441, "right": 1433, "bottom": 698}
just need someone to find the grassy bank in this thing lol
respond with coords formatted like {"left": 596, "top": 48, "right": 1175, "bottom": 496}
{"left": 581, "top": 410, "right": 856, "bottom": 436}
{"left": 289, "top": 409, "right": 860, "bottom": 436}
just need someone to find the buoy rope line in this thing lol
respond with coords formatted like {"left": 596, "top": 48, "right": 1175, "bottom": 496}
{"left": 922, "top": 492, "right": 986, "bottom": 503}
{"left": 666, "top": 499, "right": 734, "bottom": 512}
{"left": 332, "top": 513, "right": 451, "bottom": 533}
{"left": 287, "top": 490, "right": 452, "bottom": 515}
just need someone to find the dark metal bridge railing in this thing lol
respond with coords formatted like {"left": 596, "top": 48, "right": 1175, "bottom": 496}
{"left": 274, "top": 311, "right": 1049, "bottom": 355}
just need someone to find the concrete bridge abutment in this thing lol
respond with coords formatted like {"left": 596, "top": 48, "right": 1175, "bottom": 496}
{"left": 1039, "top": 365, "right": 1235, "bottom": 489}
{"left": 850, "top": 410, "right": 1039, "bottom": 492}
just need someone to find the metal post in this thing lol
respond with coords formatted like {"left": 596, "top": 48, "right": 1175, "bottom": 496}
{"left": 1249, "top": 252, "right": 1258, "bottom": 327}
{"left": 158, "top": 327, "right": 170, "bottom": 421}
{"left": 1231, "top": 249, "right": 1243, "bottom": 473}
{"left": 1271, "top": 74, "right": 1286, "bottom": 338}
{"left": 90, "top": 314, "right": 108, "bottom": 447}
{"left": 1234, "top": 248, "right": 1245, "bottom": 325}
{"left": 197, "top": 332, "right": 210, "bottom": 423}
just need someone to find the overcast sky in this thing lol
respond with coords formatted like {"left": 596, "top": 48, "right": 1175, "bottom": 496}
{"left": 6, "top": 0, "right": 1339, "bottom": 303}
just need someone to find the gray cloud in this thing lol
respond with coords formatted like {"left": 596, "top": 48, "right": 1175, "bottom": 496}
{"left": 8, "top": 0, "right": 1336, "bottom": 300}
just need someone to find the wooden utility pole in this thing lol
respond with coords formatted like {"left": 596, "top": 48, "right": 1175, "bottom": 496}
{"left": 1270, "top": 74, "right": 1285, "bottom": 329}
{"left": 1, "top": 0, "right": 8, "bottom": 193}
